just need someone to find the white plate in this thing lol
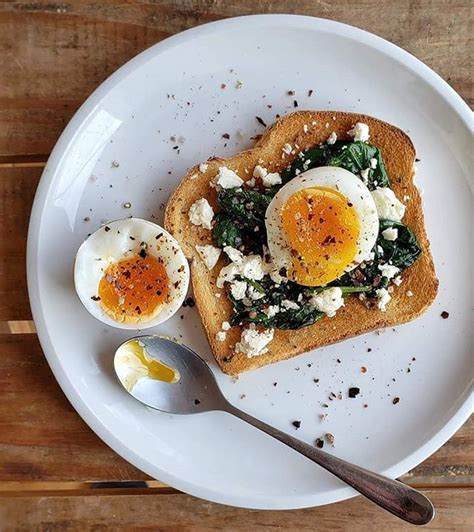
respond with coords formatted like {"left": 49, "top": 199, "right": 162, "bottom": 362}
{"left": 27, "top": 15, "right": 473, "bottom": 509}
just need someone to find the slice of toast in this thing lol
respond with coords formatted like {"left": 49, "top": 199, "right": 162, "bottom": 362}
{"left": 165, "top": 111, "right": 438, "bottom": 375}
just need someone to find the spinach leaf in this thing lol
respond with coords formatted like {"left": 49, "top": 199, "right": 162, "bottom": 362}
{"left": 212, "top": 213, "right": 243, "bottom": 248}
{"left": 217, "top": 188, "right": 272, "bottom": 229}
{"left": 326, "top": 141, "right": 390, "bottom": 190}
{"left": 279, "top": 145, "right": 331, "bottom": 186}
{"left": 271, "top": 305, "right": 324, "bottom": 330}
{"left": 378, "top": 220, "right": 421, "bottom": 270}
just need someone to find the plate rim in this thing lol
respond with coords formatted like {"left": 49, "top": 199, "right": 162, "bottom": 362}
{"left": 26, "top": 14, "right": 473, "bottom": 509}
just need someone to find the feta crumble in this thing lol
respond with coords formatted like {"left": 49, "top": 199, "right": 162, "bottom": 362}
{"left": 241, "top": 255, "right": 265, "bottom": 280}
{"left": 253, "top": 165, "right": 282, "bottom": 187}
{"left": 199, "top": 163, "right": 209, "bottom": 173}
{"left": 222, "top": 321, "right": 231, "bottom": 331}
{"left": 371, "top": 187, "right": 406, "bottom": 221}
{"left": 281, "top": 299, "right": 300, "bottom": 310}
{"left": 235, "top": 326, "right": 274, "bottom": 357}
{"left": 378, "top": 263, "right": 400, "bottom": 280}
{"left": 348, "top": 122, "right": 370, "bottom": 142}
{"left": 370, "top": 158, "right": 378, "bottom": 169}
{"left": 216, "top": 331, "right": 226, "bottom": 342}
{"left": 282, "top": 143, "right": 292, "bottom": 155}
{"left": 195, "top": 245, "right": 221, "bottom": 270}
{"left": 376, "top": 288, "right": 391, "bottom": 311}
{"left": 382, "top": 227, "right": 398, "bottom": 241}
{"left": 230, "top": 279, "right": 247, "bottom": 300}
{"left": 188, "top": 198, "right": 214, "bottom": 229}
{"left": 224, "top": 246, "right": 244, "bottom": 264}
{"left": 264, "top": 305, "right": 280, "bottom": 317}
{"left": 327, "top": 132, "right": 337, "bottom": 145}
{"left": 215, "top": 166, "right": 244, "bottom": 189}
{"left": 393, "top": 276, "right": 403, "bottom": 286}
{"left": 310, "top": 287, "right": 344, "bottom": 317}
{"left": 360, "top": 168, "right": 370, "bottom": 184}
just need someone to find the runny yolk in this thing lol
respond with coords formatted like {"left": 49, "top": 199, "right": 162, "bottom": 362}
{"left": 98, "top": 253, "right": 169, "bottom": 323}
{"left": 281, "top": 187, "right": 360, "bottom": 286}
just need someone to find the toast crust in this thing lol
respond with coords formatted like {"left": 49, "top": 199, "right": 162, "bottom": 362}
{"left": 165, "top": 111, "right": 438, "bottom": 375}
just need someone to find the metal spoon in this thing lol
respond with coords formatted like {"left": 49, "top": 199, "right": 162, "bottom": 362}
{"left": 114, "top": 335, "right": 434, "bottom": 525}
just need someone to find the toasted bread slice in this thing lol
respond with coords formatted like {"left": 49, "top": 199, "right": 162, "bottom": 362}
{"left": 165, "top": 111, "right": 438, "bottom": 375}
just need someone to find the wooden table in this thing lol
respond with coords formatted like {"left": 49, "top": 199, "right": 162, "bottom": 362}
{"left": 0, "top": 1, "right": 472, "bottom": 529}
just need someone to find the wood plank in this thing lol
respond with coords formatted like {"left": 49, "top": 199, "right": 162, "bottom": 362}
{"left": 0, "top": 488, "right": 472, "bottom": 531}
{"left": 0, "top": 334, "right": 472, "bottom": 485}
{"left": 0, "top": 0, "right": 472, "bottom": 157}
{"left": 0, "top": 166, "right": 41, "bottom": 321}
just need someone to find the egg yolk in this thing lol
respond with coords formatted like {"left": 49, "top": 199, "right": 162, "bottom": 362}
{"left": 281, "top": 187, "right": 360, "bottom": 286}
{"left": 98, "top": 252, "right": 169, "bottom": 323}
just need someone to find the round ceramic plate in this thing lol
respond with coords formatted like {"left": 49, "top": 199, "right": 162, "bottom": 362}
{"left": 27, "top": 15, "right": 473, "bottom": 509}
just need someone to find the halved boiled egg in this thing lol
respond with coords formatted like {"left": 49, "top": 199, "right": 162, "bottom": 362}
{"left": 74, "top": 218, "right": 189, "bottom": 329}
{"left": 265, "top": 167, "right": 379, "bottom": 286}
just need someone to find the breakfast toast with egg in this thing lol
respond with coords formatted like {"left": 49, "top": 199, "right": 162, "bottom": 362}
{"left": 165, "top": 111, "right": 438, "bottom": 375}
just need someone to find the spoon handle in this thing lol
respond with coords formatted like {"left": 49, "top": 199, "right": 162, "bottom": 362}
{"left": 224, "top": 403, "right": 434, "bottom": 525}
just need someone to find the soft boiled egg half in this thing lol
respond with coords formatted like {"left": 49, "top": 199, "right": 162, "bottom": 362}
{"left": 74, "top": 218, "right": 189, "bottom": 329}
{"left": 265, "top": 166, "right": 379, "bottom": 287}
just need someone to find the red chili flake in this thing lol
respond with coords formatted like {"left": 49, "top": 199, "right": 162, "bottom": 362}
{"left": 222, "top": 133, "right": 230, "bottom": 139}
{"left": 441, "top": 311, "right": 449, "bottom": 319}
{"left": 287, "top": 90, "right": 295, "bottom": 95}
{"left": 315, "top": 438, "right": 324, "bottom": 449}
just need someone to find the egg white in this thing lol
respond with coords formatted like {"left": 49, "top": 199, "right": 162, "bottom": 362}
{"left": 74, "top": 218, "right": 189, "bottom": 329}
{"left": 265, "top": 166, "right": 379, "bottom": 279}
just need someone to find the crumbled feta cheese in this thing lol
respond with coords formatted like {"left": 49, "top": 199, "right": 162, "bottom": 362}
{"left": 189, "top": 173, "right": 198, "bottom": 180}
{"left": 216, "top": 262, "right": 240, "bottom": 288}
{"left": 195, "top": 245, "right": 221, "bottom": 270}
{"left": 215, "top": 166, "right": 244, "bottom": 189}
{"left": 281, "top": 299, "right": 300, "bottom": 310}
{"left": 366, "top": 251, "right": 375, "bottom": 262}
{"left": 377, "top": 245, "right": 384, "bottom": 255}
{"left": 224, "top": 246, "right": 244, "bottom": 264}
{"left": 393, "top": 276, "right": 403, "bottom": 286}
{"left": 403, "top": 194, "right": 410, "bottom": 202}
{"left": 282, "top": 143, "right": 292, "bottom": 155}
{"left": 370, "top": 158, "right": 378, "bottom": 169}
{"left": 248, "top": 285, "right": 265, "bottom": 300}
{"left": 303, "top": 124, "right": 308, "bottom": 134}
{"left": 371, "top": 187, "right": 406, "bottom": 221}
{"left": 360, "top": 168, "right": 370, "bottom": 184}
{"left": 376, "top": 288, "right": 391, "bottom": 311}
{"left": 188, "top": 198, "right": 214, "bottom": 229}
{"left": 382, "top": 227, "right": 398, "bottom": 241}
{"left": 216, "top": 331, "right": 226, "bottom": 342}
{"left": 264, "top": 305, "right": 280, "bottom": 317}
{"left": 348, "top": 122, "right": 370, "bottom": 142}
{"left": 235, "top": 327, "right": 274, "bottom": 358}
{"left": 230, "top": 280, "right": 247, "bottom": 300}
{"left": 246, "top": 177, "right": 256, "bottom": 187}
{"left": 199, "top": 163, "right": 209, "bottom": 173}
{"left": 310, "top": 287, "right": 344, "bottom": 317}
{"left": 221, "top": 321, "right": 231, "bottom": 331}
{"left": 378, "top": 263, "right": 400, "bottom": 279}
{"left": 406, "top": 290, "right": 413, "bottom": 297}
{"left": 327, "top": 132, "right": 337, "bottom": 145}
{"left": 241, "top": 255, "right": 265, "bottom": 280}
{"left": 253, "top": 165, "right": 282, "bottom": 187}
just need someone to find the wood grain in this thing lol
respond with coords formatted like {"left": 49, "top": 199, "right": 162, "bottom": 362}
{"left": 1, "top": 488, "right": 473, "bottom": 531}
{"left": 0, "top": 1, "right": 472, "bottom": 157}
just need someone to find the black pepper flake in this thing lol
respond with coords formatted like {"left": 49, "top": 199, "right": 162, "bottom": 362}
{"left": 129, "top": 236, "right": 135, "bottom": 241}
{"left": 293, "top": 100, "right": 298, "bottom": 108}
{"left": 313, "top": 378, "right": 319, "bottom": 383}
{"left": 194, "top": 399, "right": 201, "bottom": 405}
{"left": 256, "top": 116, "right": 267, "bottom": 127}
{"left": 315, "top": 438, "right": 324, "bottom": 449}
{"left": 183, "top": 297, "right": 195, "bottom": 308}
{"left": 308, "top": 89, "right": 313, "bottom": 97}
{"left": 441, "top": 311, "right": 449, "bottom": 319}
{"left": 273, "top": 382, "right": 278, "bottom": 387}
{"left": 104, "top": 226, "right": 111, "bottom": 232}
{"left": 367, "top": 348, "right": 372, "bottom": 352}
{"left": 415, "top": 158, "right": 421, "bottom": 162}
{"left": 139, "top": 248, "right": 147, "bottom": 259}
{"left": 392, "top": 397, "right": 400, "bottom": 405}
{"left": 292, "top": 421, "right": 301, "bottom": 429}
{"left": 287, "top": 90, "right": 295, "bottom": 95}
{"left": 336, "top": 358, "right": 341, "bottom": 364}
{"left": 91, "top": 295, "right": 101, "bottom": 301}
{"left": 348, "top": 387, "right": 360, "bottom": 398}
